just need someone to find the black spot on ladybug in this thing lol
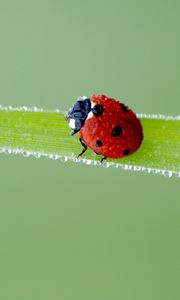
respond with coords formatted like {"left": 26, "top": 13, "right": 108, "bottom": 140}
{"left": 123, "top": 148, "right": 131, "bottom": 156}
{"left": 111, "top": 125, "right": 122, "bottom": 137}
{"left": 96, "top": 140, "right": 102, "bottom": 147}
{"left": 92, "top": 104, "right": 103, "bottom": 116}
{"left": 120, "top": 103, "right": 128, "bottom": 112}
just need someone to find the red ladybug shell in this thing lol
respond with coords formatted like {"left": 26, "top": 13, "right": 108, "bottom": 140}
{"left": 79, "top": 95, "right": 143, "bottom": 158}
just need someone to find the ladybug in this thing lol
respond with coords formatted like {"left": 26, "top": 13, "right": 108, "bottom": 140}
{"left": 66, "top": 95, "right": 143, "bottom": 162}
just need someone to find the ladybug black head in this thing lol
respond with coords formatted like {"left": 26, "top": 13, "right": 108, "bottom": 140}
{"left": 66, "top": 97, "right": 91, "bottom": 135}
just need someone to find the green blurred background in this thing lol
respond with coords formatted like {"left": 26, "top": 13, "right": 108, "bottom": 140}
{"left": 0, "top": 1, "right": 180, "bottom": 299}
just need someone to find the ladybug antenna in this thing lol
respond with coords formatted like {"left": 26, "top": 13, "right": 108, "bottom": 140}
{"left": 70, "top": 129, "right": 78, "bottom": 136}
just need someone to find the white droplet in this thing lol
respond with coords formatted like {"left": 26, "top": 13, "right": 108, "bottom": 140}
{"left": 23, "top": 151, "right": 30, "bottom": 157}
{"left": 34, "top": 152, "right": 41, "bottom": 158}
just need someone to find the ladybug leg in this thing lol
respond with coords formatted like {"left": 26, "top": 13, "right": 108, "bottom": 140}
{"left": 94, "top": 152, "right": 107, "bottom": 163}
{"left": 100, "top": 156, "right": 107, "bottom": 163}
{"left": 77, "top": 138, "right": 87, "bottom": 158}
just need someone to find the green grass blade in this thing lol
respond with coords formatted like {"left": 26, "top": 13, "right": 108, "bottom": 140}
{"left": 0, "top": 106, "right": 180, "bottom": 178}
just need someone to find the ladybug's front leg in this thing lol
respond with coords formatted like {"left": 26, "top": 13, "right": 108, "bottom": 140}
{"left": 77, "top": 138, "right": 88, "bottom": 158}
